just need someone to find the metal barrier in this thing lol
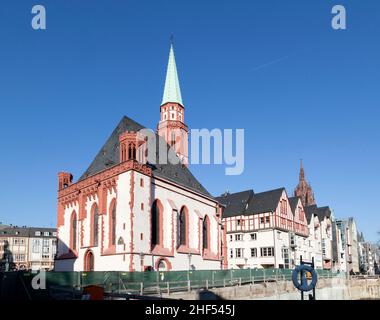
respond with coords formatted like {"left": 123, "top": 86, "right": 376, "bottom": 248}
{"left": 0, "top": 268, "right": 344, "bottom": 299}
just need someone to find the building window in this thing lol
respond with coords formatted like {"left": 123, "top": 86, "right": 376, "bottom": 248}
{"left": 235, "top": 234, "right": 242, "bottom": 241}
{"left": 266, "top": 216, "right": 270, "bottom": 223}
{"left": 140, "top": 178, "right": 144, "bottom": 187}
{"left": 13, "top": 238, "right": 19, "bottom": 245}
{"left": 203, "top": 216, "right": 210, "bottom": 250}
{"left": 141, "top": 203, "right": 144, "bottom": 211}
{"left": 128, "top": 143, "right": 136, "bottom": 160}
{"left": 235, "top": 248, "right": 242, "bottom": 258}
{"left": 53, "top": 232, "right": 57, "bottom": 237}
{"left": 277, "top": 231, "right": 282, "bottom": 240}
{"left": 151, "top": 200, "right": 162, "bottom": 246}
{"left": 229, "top": 249, "right": 233, "bottom": 258}
{"left": 71, "top": 212, "right": 77, "bottom": 251}
{"left": 44, "top": 232, "right": 50, "bottom": 237}
{"left": 43, "top": 239, "right": 49, "bottom": 247}
{"left": 110, "top": 202, "right": 117, "bottom": 247}
{"left": 251, "top": 248, "right": 257, "bottom": 257}
{"left": 260, "top": 247, "right": 275, "bottom": 257}
{"left": 32, "top": 239, "right": 40, "bottom": 253}
{"left": 237, "top": 219, "right": 242, "bottom": 226}
{"left": 281, "top": 248, "right": 290, "bottom": 268}
{"left": 229, "top": 235, "right": 233, "bottom": 242}
{"left": 84, "top": 250, "right": 94, "bottom": 271}
{"left": 92, "top": 204, "right": 99, "bottom": 247}
{"left": 260, "top": 217, "right": 265, "bottom": 224}
{"left": 170, "top": 132, "right": 176, "bottom": 147}
{"left": 250, "top": 233, "right": 257, "bottom": 241}
{"left": 178, "top": 207, "right": 188, "bottom": 247}
{"left": 43, "top": 247, "right": 49, "bottom": 254}
{"left": 35, "top": 231, "right": 41, "bottom": 236}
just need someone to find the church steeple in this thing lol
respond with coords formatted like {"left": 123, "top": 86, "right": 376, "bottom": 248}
{"left": 299, "top": 159, "right": 305, "bottom": 181}
{"left": 161, "top": 44, "right": 183, "bottom": 106}
{"left": 157, "top": 42, "right": 189, "bottom": 166}
{"left": 294, "top": 160, "right": 316, "bottom": 207}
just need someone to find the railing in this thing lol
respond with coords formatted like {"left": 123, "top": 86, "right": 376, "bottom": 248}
{"left": 110, "top": 269, "right": 343, "bottom": 296}
{"left": 0, "top": 268, "right": 345, "bottom": 299}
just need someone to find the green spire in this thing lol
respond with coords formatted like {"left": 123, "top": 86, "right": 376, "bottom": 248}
{"left": 161, "top": 44, "right": 183, "bottom": 106}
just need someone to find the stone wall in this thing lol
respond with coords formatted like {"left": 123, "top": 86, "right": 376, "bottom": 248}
{"left": 161, "top": 277, "right": 380, "bottom": 300}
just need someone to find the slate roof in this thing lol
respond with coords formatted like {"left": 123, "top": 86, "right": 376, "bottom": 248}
{"left": 246, "top": 188, "right": 285, "bottom": 215}
{"left": 288, "top": 197, "right": 300, "bottom": 214}
{"left": 216, "top": 187, "right": 285, "bottom": 218}
{"left": 305, "top": 205, "right": 318, "bottom": 224}
{"left": 216, "top": 190, "right": 253, "bottom": 218}
{"left": 316, "top": 206, "right": 331, "bottom": 221}
{"left": 79, "top": 116, "right": 211, "bottom": 198}
{"left": 0, "top": 227, "right": 56, "bottom": 238}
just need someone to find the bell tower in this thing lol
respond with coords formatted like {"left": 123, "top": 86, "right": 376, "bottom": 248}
{"left": 294, "top": 159, "right": 316, "bottom": 207}
{"left": 157, "top": 43, "right": 189, "bottom": 166}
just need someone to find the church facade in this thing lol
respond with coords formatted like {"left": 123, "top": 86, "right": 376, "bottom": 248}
{"left": 55, "top": 45, "right": 223, "bottom": 272}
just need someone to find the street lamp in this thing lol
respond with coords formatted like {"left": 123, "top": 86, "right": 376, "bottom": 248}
{"left": 139, "top": 252, "right": 145, "bottom": 271}
{"left": 187, "top": 252, "right": 192, "bottom": 281}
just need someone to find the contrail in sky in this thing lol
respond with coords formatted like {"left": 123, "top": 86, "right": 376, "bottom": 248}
{"left": 252, "top": 54, "right": 294, "bottom": 72}
{"left": 252, "top": 47, "right": 313, "bottom": 72}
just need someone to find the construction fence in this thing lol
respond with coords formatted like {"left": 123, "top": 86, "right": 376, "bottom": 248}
{"left": 0, "top": 268, "right": 345, "bottom": 300}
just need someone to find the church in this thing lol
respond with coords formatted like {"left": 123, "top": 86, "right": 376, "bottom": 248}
{"left": 55, "top": 44, "right": 223, "bottom": 272}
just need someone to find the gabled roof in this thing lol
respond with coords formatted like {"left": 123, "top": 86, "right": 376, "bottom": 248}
{"left": 79, "top": 116, "right": 211, "bottom": 198}
{"left": 289, "top": 196, "right": 301, "bottom": 214}
{"left": 305, "top": 205, "right": 318, "bottom": 224}
{"left": 0, "top": 227, "right": 56, "bottom": 238}
{"left": 216, "top": 187, "right": 286, "bottom": 218}
{"left": 216, "top": 190, "right": 253, "bottom": 218}
{"left": 316, "top": 206, "right": 331, "bottom": 221}
{"left": 246, "top": 188, "right": 285, "bottom": 214}
{"left": 162, "top": 44, "right": 183, "bottom": 106}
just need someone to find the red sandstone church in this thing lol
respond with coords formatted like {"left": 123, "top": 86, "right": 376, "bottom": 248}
{"left": 55, "top": 45, "right": 223, "bottom": 272}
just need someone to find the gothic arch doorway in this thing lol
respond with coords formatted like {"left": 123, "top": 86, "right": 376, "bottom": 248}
{"left": 84, "top": 250, "right": 94, "bottom": 271}
{"left": 155, "top": 258, "right": 172, "bottom": 271}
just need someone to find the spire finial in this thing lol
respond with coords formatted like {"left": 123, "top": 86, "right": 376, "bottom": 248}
{"left": 161, "top": 38, "right": 183, "bottom": 106}
{"left": 170, "top": 33, "right": 174, "bottom": 45}
{"left": 299, "top": 159, "right": 305, "bottom": 181}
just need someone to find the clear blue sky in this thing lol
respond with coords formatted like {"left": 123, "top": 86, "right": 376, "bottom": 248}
{"left": 0, "top": 1, "right": 379, "bottom": 242}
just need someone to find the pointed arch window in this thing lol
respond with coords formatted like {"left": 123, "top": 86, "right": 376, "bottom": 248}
{"left": 110, "top": 202, "right": 117, "bottom": 247}
{"left": 203, "top": 216, "right": 210, "bottom": 250}
{"left": 71, "top": 212, "right": 77, "bottom": 252}
{"left": 128, "top": 143, "right": 136, "bottom": 160}
{"left": 177, "top": 207, "right": 188, "bottom": 247}
{"left": 84, "top": 250, "right": 94, "bottom": 271}
{"left": 170, "top": 132, "right": 176, "bottom": 147}
{"left": 151, "top": 200, "right": 163, "bottom": 246}
{"left": 92, "top": 204, "right": 99, "bottom": 247}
